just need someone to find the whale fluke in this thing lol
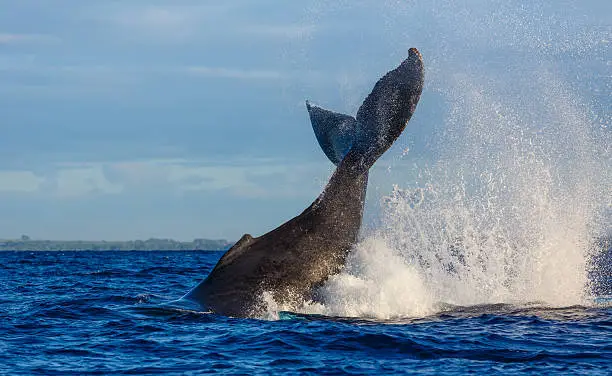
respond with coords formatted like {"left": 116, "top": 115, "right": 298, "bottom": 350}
{"left": 353, "top": 47, "right": 424, "bottom": 170}
{"left": 306, "top": 101, "right": 358, "bottom": 165}
{"left": 184, "top": 48, "right": 425, "bottom": 317}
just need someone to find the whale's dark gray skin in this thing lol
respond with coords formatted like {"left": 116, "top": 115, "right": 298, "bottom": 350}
{"left": 184, "top": 48, "right": 424, "bottom": 317}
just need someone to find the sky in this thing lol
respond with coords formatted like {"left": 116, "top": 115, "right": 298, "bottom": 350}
{"left": 0, "top": 0, "right": 610, "bottom": 241}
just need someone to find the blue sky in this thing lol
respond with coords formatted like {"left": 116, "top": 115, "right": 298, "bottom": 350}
{"left": 0, "top": 0, "right": 609, "bottom": 241}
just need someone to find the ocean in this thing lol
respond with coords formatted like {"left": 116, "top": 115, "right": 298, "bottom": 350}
{"left": 1, "top": 2, "right": 610, "bottom": 374}
{"left": 1, "top": 249, "right": 610, "bottom": 375}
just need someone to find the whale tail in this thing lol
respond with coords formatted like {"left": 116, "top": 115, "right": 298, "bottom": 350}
{"left": 306, "top": 101, "right": 358, "bottom": 166}
{"left": 307, "top": 48, "right": 424, "bottom": 170}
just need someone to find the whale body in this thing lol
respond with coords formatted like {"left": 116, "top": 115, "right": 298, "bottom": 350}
{"left": 184, "top": 48, "right": 424, "bottom": 317}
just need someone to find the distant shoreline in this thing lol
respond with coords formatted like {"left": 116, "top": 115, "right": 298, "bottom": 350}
{"left": 0, "top": 238, "right": 234, "bottom": 251}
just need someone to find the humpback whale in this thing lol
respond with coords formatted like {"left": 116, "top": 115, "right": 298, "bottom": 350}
{"left": 185, "top": 48, "right": 424, "bottom": 317}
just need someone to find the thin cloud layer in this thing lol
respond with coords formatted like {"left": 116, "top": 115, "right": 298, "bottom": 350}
{"left": 186, "top": 66, "right": 286, "bottom": 80}
{"left": 0, "top": 171, "right": 44, "bottom": 193}
{"left": 0, "top": 33, "right": 61, "bottom": 45}
{"left": 0, "top": 159, "right": 325, "bottom": 199}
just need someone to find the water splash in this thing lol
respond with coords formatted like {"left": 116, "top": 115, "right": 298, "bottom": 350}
{"left": 262, "top": 0, "right": 611, "bottom": 320}
{"left": 318, "top": 75, "right": 605, "bottom": 319}
{"left": 299, "top": 72, "right": 609, "bottom": 319}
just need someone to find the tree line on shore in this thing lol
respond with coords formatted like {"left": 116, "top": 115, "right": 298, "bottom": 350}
{"left": 0, "top": 236, "right": 233, "bottom": 251}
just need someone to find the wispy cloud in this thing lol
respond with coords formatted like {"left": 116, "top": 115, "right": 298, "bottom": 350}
{"left": 94, "top": 3, "right": 238, "bottom": 42}
{"left": 0, "top": 166, "right": 122, "bottom": 198}
{"left": 245, "top": 24, "right": 316, "bottom": 39}
{"left": 0, "top": 158, "right": 326, "bottom": 200}
{"left": 185, "top": 66, "right": 286, "bottom": 80}
{"left": 93, "top": 3, "right": 316, "bottom": 43}
{"left": 108, "top": 5, "right": 202, "bottom": 41}
{"left": 54, "top": 167, "right": 123, "bottom": 198}
{"left": 0, "top": 171, "right": 44, "bottom": 193}
{"left": 0, "top": 33, "right": 60, "bottom": 45}
{"left": 108, "top": 158, "right": 325, "bottom": 198}
{"left": 0, "top": 62, "right": 150, "bottom": 99}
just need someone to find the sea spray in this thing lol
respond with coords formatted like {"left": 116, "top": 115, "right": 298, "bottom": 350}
{"left": 299, "top": 69, "right": 610, "bottom": 319}
{"left": 261, "top": 0, "right": 611, "bottom": 320}
{"left": 304, "top": 237, "right": 437, "bottom": 318}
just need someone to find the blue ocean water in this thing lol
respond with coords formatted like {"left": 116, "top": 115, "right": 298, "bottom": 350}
{"left": 1, "top": 250, "right": 610, "bottom": 375}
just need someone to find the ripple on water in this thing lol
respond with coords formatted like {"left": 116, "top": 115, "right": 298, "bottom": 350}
{"left": 1, "top": 251, "right": 610, "bottom": 375}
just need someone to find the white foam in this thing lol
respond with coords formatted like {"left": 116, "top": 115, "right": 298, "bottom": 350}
{"left": 300, "top": 237, "right": 437, "bottom": 319}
